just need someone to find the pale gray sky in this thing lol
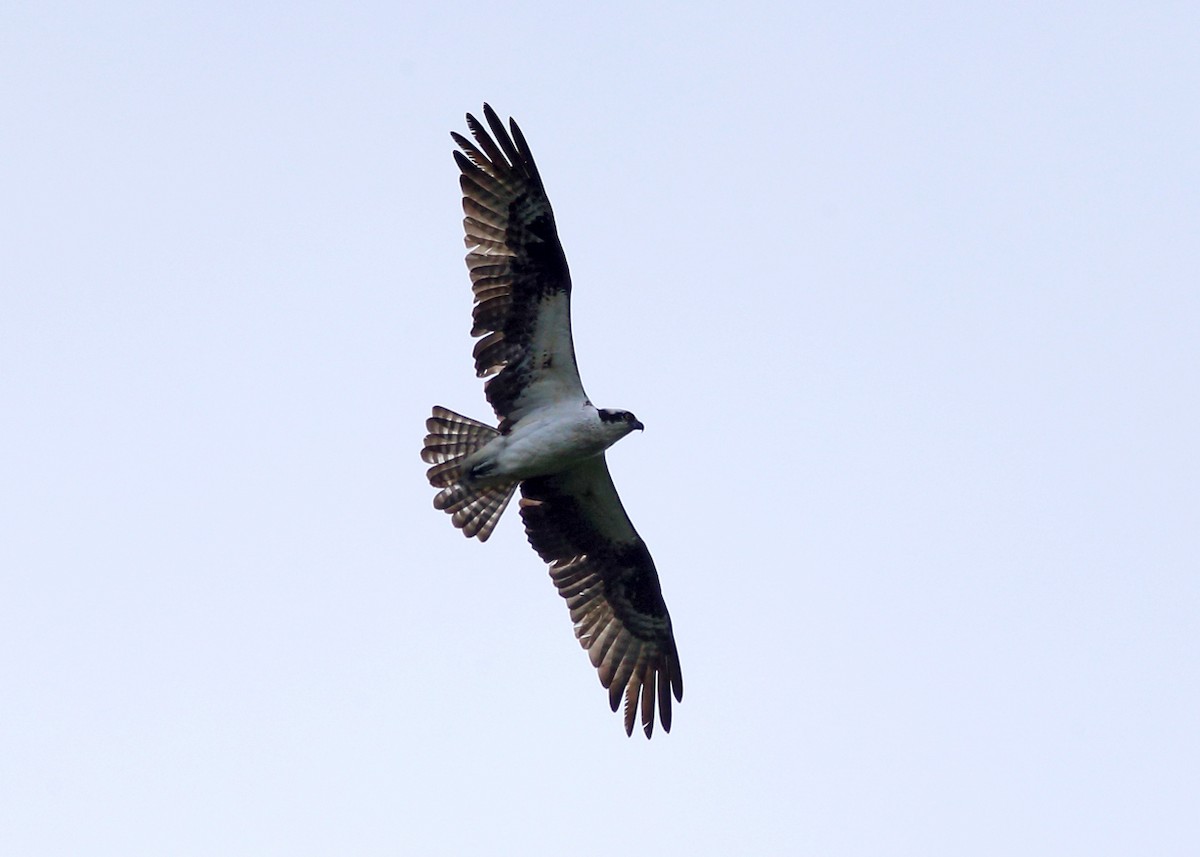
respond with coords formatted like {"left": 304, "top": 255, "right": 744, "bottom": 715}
{"left": 3, "top": 3, "right": 1198, "bottom": 855}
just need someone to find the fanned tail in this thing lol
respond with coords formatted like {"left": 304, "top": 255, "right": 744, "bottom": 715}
{"left": 421, "top": 406, "right": 516, "bottom": 541}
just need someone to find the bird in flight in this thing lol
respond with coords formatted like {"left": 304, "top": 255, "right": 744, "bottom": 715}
{"left": 421, "top": 105, "right": 683, "bottom": 737}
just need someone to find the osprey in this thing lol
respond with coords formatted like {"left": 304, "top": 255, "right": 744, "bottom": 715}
{"left": 421, "top": 105, "right": 683, "bottom": 737}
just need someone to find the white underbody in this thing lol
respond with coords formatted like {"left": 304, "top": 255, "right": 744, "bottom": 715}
{"left": 463, "top": 401, "right": 633, "bottom": 485}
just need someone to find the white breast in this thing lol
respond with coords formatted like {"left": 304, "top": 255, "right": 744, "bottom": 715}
{"left": 490, "top": 403, "right": 624, "bottom": 480}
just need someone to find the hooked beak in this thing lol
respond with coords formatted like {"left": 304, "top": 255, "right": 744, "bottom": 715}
{"left": 632, "top": 419, "right": 645, "bottom": 432}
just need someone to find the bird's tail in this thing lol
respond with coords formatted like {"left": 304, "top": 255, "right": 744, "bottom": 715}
{"left": 421, "top": 406, "right": 516, "bottom": 541}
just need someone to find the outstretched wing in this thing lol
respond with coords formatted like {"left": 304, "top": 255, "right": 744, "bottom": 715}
{"left": 453, "top": 104, "right": 586, "bottom": 430}
{"left": 519, "top": 457, "right": 683, "bottom": 737}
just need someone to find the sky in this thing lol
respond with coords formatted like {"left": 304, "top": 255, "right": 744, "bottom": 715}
{"left": 2, "top": 2, "right": 1198, "bottom": 855}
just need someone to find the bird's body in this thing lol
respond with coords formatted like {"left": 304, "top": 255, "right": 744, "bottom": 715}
{"left": 422, "top": 105, "right": 682, "bottom": 737}
{"left": 461, "top": 402, "right": 641, "bottom": 487}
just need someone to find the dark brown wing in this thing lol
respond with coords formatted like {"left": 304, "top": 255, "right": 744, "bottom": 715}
{"left": 519, "top": 457, "right": 683, "bottom": 737}
{"left": 453, "top": 105, "right": 587, "bottom": 430}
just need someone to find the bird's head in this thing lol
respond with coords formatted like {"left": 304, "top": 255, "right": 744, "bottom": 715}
{"left": 598, "top": 408, "right": 644, "bottom": 434}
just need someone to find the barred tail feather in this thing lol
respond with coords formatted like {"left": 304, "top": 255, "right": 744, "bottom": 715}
{"left": 421, "top": 406, "right": 516, "bottom": 541}
{"left": 432, "top": 481, "right": 516, "bottom": 541}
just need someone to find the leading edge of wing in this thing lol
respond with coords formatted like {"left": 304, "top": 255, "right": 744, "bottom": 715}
{"left": 453, "top": 105, "right": 585, "bottom": 427}
{"left": 518, "top": 456, "right": 683, "bottom": 737}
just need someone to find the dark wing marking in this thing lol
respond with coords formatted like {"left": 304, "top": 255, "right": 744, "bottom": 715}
{"left": 453, "top": 104, "right": 586, "bottom": 430}
{"left": 519, "top": 457, "right": 682, "bottom": 737}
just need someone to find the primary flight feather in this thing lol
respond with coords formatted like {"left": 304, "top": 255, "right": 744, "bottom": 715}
{"left": 421, "top": 104, "right": 683, "bottom": 737}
